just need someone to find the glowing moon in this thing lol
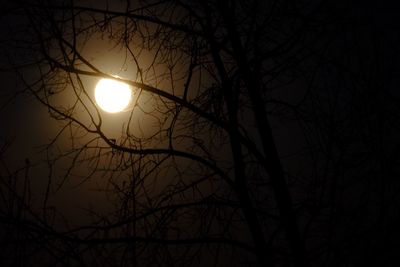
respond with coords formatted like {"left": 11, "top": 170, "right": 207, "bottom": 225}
{"left": 95, "top": 78, "right": 132, "bottom": 113}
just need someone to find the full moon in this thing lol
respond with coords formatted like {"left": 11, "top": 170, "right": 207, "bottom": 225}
{"left": 95, "top": 78, "right": 132, "bottom": 113}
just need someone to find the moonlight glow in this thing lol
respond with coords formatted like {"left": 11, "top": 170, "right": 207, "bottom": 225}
{"left": 95, "top": 78, "right": 132, "bottom": 113}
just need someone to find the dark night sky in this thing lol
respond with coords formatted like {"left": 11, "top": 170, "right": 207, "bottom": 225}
{"left": 1, "top": 0, "right": 400, "bottom": 266}
{"left": 1, "top": 3, "right": 399, "bottom": 161}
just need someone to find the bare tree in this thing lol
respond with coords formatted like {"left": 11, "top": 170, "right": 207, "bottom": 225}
{"left": 0, "top": 0, "right": 328, "bottom": 266}
{"left": 1, "top": 0, "right": 400, "bottom": 266}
